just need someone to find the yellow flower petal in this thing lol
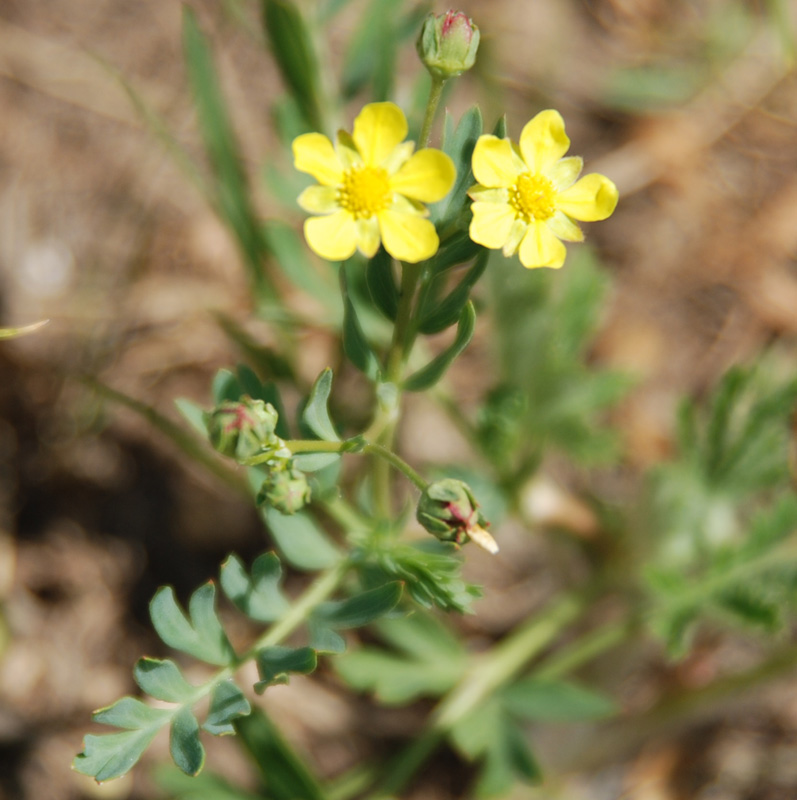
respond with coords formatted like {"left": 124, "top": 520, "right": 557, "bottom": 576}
{"left": 304, "top": 211, "right": 358, "bottom": 261}
{"left": 297, "top": 185, "right": 338, "bottom": 214}
{"left": 353, "top": 102, "right": 408, "bottom": 167}
{"left": 469, "top": 201, "right": 517, "bottom": 249}
{"left": 545, "top": 156, "right": 583, "bottom": 191}
{"left": 503, "top": 219, "right": 526, "bottom": 257}
{"left": 518, "top": 220, "right": 567, "bottom": 269}
{"left": 356, "top": 217, "right": 381, "bottom": 258}
{"left": 547, "top": 210, "right": 584, "bottom": 242}
{"left": 335, "top": 131, "right": 361, "bottom": 170}
{"left": 556, "top": 173, "right": 619, "bottom": 221}
{"left": 383, "top": 141, "right": 415, "bottom": 175}
{"left": 519, "top": 110, "right": 570, "bottom": 173}
{"left": 378, "top": 209, "right": 439, "bottom": 263}
{"left": 468, "top": 186, "right": 509, "bottom": 203}
{"left": 293, "top": 133, "right": 343, "bottom": 186}
{"left": 471, "top": 135, "right": 523, "bottom": 188}
{"left": 390, "top": 149, "right": 456, "bottom": 203}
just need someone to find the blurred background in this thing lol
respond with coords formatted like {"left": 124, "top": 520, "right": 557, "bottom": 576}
{"left": 2, "top": 0, "right": 797, "bottom": 798}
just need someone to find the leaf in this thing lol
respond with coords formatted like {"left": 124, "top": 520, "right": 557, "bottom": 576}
{"left": 212, "top": 369, "right": 242, "bottom": 404}
{"left": 235, "top": 709, "right": 326, "bottom": 800}
{"left": 183, "top": 8, "right": 271, "bottom": 301}
{"left": 153, "top": 765, "right": 263, "bottom": 800}
{"left": 341, "top": 264, "right": 381, "bottom": 380}
{"left": 314, "top": 582, "right": 402, "bottom": 628}
{"left": 403, "top": 301, "right": 476, "bottom": 391}
{"left": 302, "top": 368, "right": 340, "bottom": 442}
{"left": 341, "top": 0, "right": 398, "bottom": 100}
{"left": 366, "top": 248, "right": 399, "bottom": 320}
{"left": 293, "top": 452, "right": 341, "bottom": 472}
{"left": 73, "top": 730, "right": 160, "bottom": 782}
{"left": 261, "top": 507, "right": 341, "bottom": 571}
{"left": 93, "top": 697, "right": 172, "bottom": 729}
{"left": 133, "top": 658, "right": 196, "bottom": 703}
{"left": 418, "top": 250, "right": 487, "bottom": 334}
{"left": 261, "top": 0, "right": 324, "bottom": 132}
{"left": 502, "top": 678, "right": 617, "bottom": 722}
{"left": 307, "top": 619, "right": 347, "bottom": 655}
{"left": 175, "top": 398, "right": 210, "bottom": 438}
{"left": 171, "top": 707, "right": 206, "bottom": 776}
{"left": 150, "top": 583, "right": 235, "bottom": 666}
{"left": 435, "top": 106, "right": 483, "bottom": 226}
{"left": 204, "top": 682, "right": 252, "bottom": 736}
{"left": 220, "top": 552, "right": 290, "bottom": 623}
{"left": 255, "top": 646, "right": 317, "bottom": 692}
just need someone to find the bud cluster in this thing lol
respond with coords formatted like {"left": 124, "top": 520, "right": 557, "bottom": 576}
{"left": 206, "top": 397, "right": 310, "bottom": 514}
{"left": 417, "top": 10, "right": 480, "bottom": 81}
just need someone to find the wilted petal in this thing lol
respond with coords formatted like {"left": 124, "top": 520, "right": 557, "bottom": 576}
{"left": 297, "top": 185, "right": 338, "bottom": 214}
{"left": 304, "top": 211, "right": 358, "bottom": 261}
{"left": 518, "top": 220, "right": 567, "bottom": 269}
{"left": 356, "top": 217, "right": 381, "bottom": 258}
{"left": 378, "top": 209, "right": 439, "bottom": 263}
{"left": 353, "top": 102, "right": 408, "bottom": 166}
{"left": 469, "top": 201, "right": 517, "bottom": 249}
{"left": 391, "top": 149, "right": 456, "bottom": 202}
{"left": 546, "top": 210, "right": 584, "bottom": 242}
{"left": 557, "top": 173, "right": 619, "bottom": 221}
{"left": 546, "top": 156, "right": 583, "bottom": 191}
{"left": 293, "top": 133, "right": 343, "bottom": 186}
{"left": 519, "top": 110, "right": 570, "bottom": 173}
{"left": 472, "top": 135, "right": 522, "bottom": 188}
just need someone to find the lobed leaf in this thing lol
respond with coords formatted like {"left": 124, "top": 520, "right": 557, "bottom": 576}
{"left": 92, "top": 697, "right": 172, "bottom": 730}
{"left": 74, "top": 730, "right": 160, "bottom": 782}
{"left": 255, "top": 646, "right": 317, "bottom": 692}
{"left": 171, "top": 707, "right": 206, "bottom": 776}
{"left": 203, "top": 681, "right": 252, "bottom": 736}
{"left": 220, "top": 552, "right": 290, "bottom": 623}
{"left": 134, "top": 658, "right": 196, "bottom": 703}
{"left": 261, "top": 507, "right": 341, "bottom": 571}
{"left": 314, "top": 582, "right": 403, "bottom": 629}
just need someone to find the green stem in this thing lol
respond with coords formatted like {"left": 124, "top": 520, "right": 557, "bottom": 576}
{"left": 363, "top": 442, "right": 428, "bottom": 491}
{"left": 418, "top": 76, "right": 446, "bottom": 148}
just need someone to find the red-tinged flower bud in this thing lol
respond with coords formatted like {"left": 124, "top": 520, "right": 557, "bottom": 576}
{"left": 206, "top": 397, "right": 280, "bottom": 462}
{"left": 417, "top": 478, "right": 498, "bottom": 553}
{"left": 417, "top": 10, "right": 480, "bottom": 80}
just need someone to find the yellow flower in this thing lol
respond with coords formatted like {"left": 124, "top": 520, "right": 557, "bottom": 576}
{"left": 468, "top": 110, "right": 618, "bottom": 269}
{"left": 292, "top": 102, "right": 456, "bottom": 263}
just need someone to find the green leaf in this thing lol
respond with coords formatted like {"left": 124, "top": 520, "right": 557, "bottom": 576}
{"left": 314, "top": 582, "right": 402, "bottom": 628}
{"left": 175, "top": 398, "right": 210, "bottom": 438}
{"left": 93, "top": 697, "right": 172, "bottom": 729}
{"left": 171, "top": 707, "right": 206, "bottom": 776}
{"left": 255, "top": 646, "right": 317, "bottom": 692}
{"left": 403, "top": 301, "right": 476, "bottom": 391}
{"left": 341, "top": 264, "right": 381, "bottom": 380}
{"left": 435, "top": 106, "right": 483, "bottom": 227}
{"left": 418, "top": 250, "right": 487, "bottom": 334}
{"left": 502, "top": 678, "right": 617, "bottom": 722}
{"left": 212, "top": 369, "right": 241, "bottom": 404}
{"left": 303, "top": 368, "right": 340, "bottom": 442}
{"left": 235, "top": 709, "right": 326, "bottom": 800}
{"left": 341, "top": 0, "right": 398, "bottom": 100}
{"left": 261, "top": 507, "right": 341, "bottom": 571}
{"left": 293, "top": 452, "right": 341, "bottom": 472}
{"left": 204, "top": 681, "right": 252, "bottom": 736}
{"left": 150, "top": 583, "right": 235, "bottom": 666}
{"left": 73, "top": 730, "right": 160, "bottom": 782}
{"left": 183, "top": 8, "right": 271, "bottom": 301}
{"left": 153, "top": 765, "right": 263, "bottom": 800}
{"left": 261, "top": 0, "right": 324, "bottom": 132}
{"left": 220, "top": 552, "right": 289, "bottom": 623}
{"left": 307, "top": 618, "right": 347, "bottom": 654}
{"left": 133, "top": 658, "right": 196, "bottom": 703}
{"left": 366, "top": 249, "right": 399, "bottom": 320}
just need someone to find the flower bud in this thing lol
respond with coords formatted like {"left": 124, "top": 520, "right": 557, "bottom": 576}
{"left": 206, "top": 397, "right": 279, "bottom": 461}
{"left": 417, "top": 478, "right": 498, "bottom": 554}
{"left": 417, "top": 10, "right": 480, "bottom": 80}
{"left": 257, "top": 460, "right": 311, "bottom": 515}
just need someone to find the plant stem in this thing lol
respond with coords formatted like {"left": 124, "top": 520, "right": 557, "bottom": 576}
{"left": 363, "top": 442, "right": 428, "bottom": 491}
{"left": 418, "top": 75, "right": 446, "bottom": 148}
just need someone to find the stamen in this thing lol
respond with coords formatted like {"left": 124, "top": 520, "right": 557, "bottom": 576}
{"left": 337, "top": 166, "right": 392, "bottom": 219}
{"left": 509, "top": 172, "right": 555, "bottom": 222}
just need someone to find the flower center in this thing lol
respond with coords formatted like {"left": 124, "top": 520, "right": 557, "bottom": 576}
{"left": 337, "top": 166, "right": 392, "bottom": 219}
{"left": 510, "top": 172, "right": 556, "bottom": 222}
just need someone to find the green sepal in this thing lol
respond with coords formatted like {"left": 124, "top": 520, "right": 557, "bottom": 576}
{"left": 220, "top": 552, "right": 290, "bottom": 623}
{"left": 150, "top": 583, "right": 235, "bottom": 666}
{"left": 255, "top": 646, "right": 317, "bottom": 692}
{"left": 366, "top": 248, "right": 399, "bottom": 320}
{"left": 302, "top": 368, "right": 340, "bottom": 442}
{"left": 170, "top": 707, "right": 205, "bottom": 776}
{"left": 133, "top": 657, "right": 196, "bottom": 703}
{"left": 203, "top": 681, "right": 252, "bottom": 736}
{"left": 403, "top": 301, "right": 476, "bottom": 392}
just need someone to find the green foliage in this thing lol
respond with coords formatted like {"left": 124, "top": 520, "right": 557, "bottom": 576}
{"left": 501, "top": 678, "right": 617, "bottom": 722}
{"left": 302, "top": 368, "right": 340, "bottom": 442}
{"left": 220, "top": 553, "right": 290, "bottom": 623}
{"left": 261, "top": 507, "right": 341, "bottom": 571}
{"left": 341, "top": 263, "right": 382, "bottom": 380}
{"left": 255, "top": 646, "right": 318, "bottom": 691}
